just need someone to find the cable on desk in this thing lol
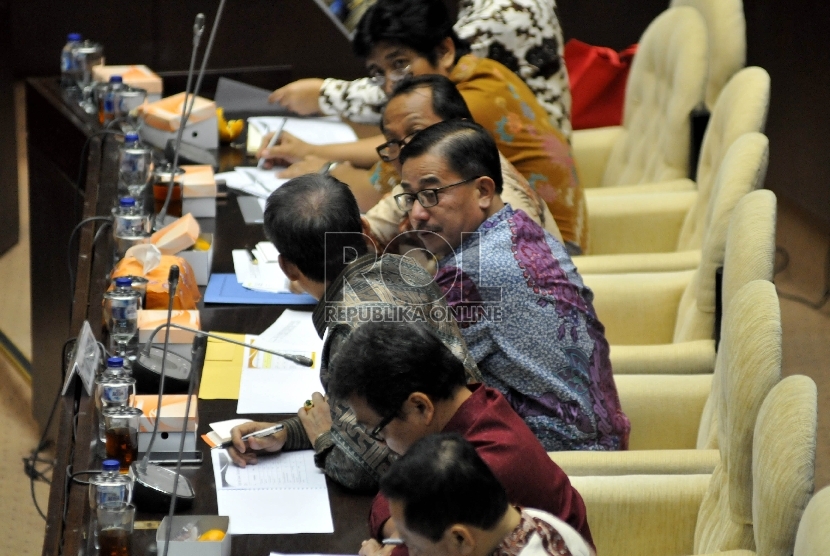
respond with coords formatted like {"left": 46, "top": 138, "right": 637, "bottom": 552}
{"left": 67, "top": 215, "right": 113, "bottom": 315}
{"left": 23, "top": 336, "right": 77, "bottom": 520}
{"left": 73, "top": 129, "right": 125, "bottom": 224}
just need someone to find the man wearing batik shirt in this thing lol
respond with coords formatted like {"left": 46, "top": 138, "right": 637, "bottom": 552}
{"left": 396, "top": 119, "right": 630, "bottom": 451}
{"left": 227, "top": 172, "right": 481, "bottom": 491}
{"left": 364, "top": 434, "right": 593, "bottom": 556}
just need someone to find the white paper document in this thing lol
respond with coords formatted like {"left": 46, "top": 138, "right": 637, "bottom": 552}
{"left": 232, "top": 248, "right": 292, "bottom": 293}
{"left": 247, "top": 116, "right": 358, "bottom": 154}
{"left": 212, "top": 449, "right": 334, "bottom": 534}
{"left": 217, "top": 167, "right": 289, "bottom": 199}
{"left": 237, "top": 311, "right": 324, "bottom": 414}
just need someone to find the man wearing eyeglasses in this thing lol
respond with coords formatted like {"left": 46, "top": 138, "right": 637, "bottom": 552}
{"left": 326, "top": 320, "right": 593, "bottom": 554}
{"left": 397, "top": 119, "right": 630, "bottom": 452}
{"left": 362, "top": 75, "right": 562, "bottom": 256}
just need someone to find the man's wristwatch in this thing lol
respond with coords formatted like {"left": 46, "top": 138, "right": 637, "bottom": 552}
{"left": 319, "top": 161, "right": 340, "bottom": 175}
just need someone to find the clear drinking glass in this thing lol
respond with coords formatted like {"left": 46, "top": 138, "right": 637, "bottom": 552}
{"left": 96, "top": 503, "right": 135, "bottom": 556}
{"left": 103, "top": 407, "right": 143, "bottom": 473}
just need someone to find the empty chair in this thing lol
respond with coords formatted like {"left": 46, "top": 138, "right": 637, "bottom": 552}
{"left": 573, "top": 7, "right": 708, "bottom": 190}
{"left": 567, "top": 375, "right": 817, "bottom": 556}
{"left": 670, "top": 0, "right": 746, "bottom": 110}
{"left": 577, "top": 67, "right": 770, "bottom": 265}
{"left": 552, "top": 280, "right": 780, "bottom": 477}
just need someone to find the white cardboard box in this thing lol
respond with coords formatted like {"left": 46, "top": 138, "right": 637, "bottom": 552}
{"left": 178, "top": 233, "right": 214, "bottom": 286}
{"left": 157, "top": 515, "right": 231, "bottom": 556}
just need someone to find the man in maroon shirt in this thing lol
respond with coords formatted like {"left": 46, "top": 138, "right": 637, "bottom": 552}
{"left": 327, "top": 320, "right": 593, "bottom": 554}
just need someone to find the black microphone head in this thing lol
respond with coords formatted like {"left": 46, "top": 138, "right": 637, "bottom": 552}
{"left": 168, "top": 265, "right": 180, "bottom": 288}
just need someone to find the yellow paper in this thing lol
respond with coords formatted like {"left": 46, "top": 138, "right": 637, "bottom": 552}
{"left": 198, "top": 333, "right": 246, "bottom": 399}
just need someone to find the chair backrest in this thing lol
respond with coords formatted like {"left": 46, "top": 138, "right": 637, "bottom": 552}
{"left": 676, "top": 68, "right": 771, "bottom": 251}
{"left": 602, "top": 7, "right": 708, "bottom": 187}
{"left": 794, "top": 485, "right": 830, "bottom": 556}
{"left": 752, "top": 375, "right": 817, "bottom": 556}
{"left": 671, "top": 134, "right": 770, "bottom": 343}
{"left": 692, "top": 280, "right": 781, "bottom": 553}
{"left": 670, "top": 0, "right": 747, "bottom": 109}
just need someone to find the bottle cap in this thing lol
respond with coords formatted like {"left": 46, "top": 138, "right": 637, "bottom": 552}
{"left": 67, "top": 33, "right": 82, "bottom": 42}
{"left": 109, "top": 75, "right": 123, "bottom": 83}
{"left": 102, "top": 460, "right": 121, "bottom": 472}
{"left": 114, "top": 277, "right": 133, "bottom": 288}
{"left": 106, "top": 356, "right": 124, "bottom": 368}
{"left": 119, "top": 197, "right": 136, "bottom": 207}
{"left": 124, "top": 132, "right": 140, "bottom": 143}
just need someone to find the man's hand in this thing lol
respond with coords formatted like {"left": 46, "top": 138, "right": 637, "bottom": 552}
{"left": 359, "top": 540, "right": 396, "bottom": 556}
{"left": 228, "top": 421, "right": 288, "bottom": 468}
{"left": 298, "top": 392, "right": 332, "bottom": 445}
{"left": 257, "top": 131, "right": 313, "bottom": 167}
{"left": 278, "top": 155, "right": 330, "bottom": 179}
{"left": 269, "top": 78, "right": 324, "bottom": 115}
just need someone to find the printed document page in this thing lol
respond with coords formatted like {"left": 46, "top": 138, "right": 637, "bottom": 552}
{"left": 212, "top": 449, "right": 333, "bottom": 534}
{"left": 237, "top": 311, "right": 324, "bottom": 414}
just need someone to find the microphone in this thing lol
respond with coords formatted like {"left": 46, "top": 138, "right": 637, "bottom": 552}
{"left": 132, "top": 323, "right": 314, "bottom": 394}
{"left": 132, "top": 266, "right": 197, "bottom": 514}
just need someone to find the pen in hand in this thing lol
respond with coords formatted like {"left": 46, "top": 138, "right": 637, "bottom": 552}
{"left": 216, "top": 423, "right": 285, "bottom": 450}
{"left": 382, "top": 539, "right": 405, "bottom": 546}
{"left": 257, "top": 118, "right": 287, "bottom": 169}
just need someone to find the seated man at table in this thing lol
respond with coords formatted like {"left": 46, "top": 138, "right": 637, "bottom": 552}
{"left": 396, "top": 119, "right": 630, "bottom": 451}
{"left": 370, "top": 433, "right": 594, "bottom": 556}
{"left": 326, "top": 320, "right": 593, "bottom": 550}
{"left": 228, "top": 172, "right": 481, "bottom": 491}
{"left": 363, "top": 74, "right": 563, "bottom": 252}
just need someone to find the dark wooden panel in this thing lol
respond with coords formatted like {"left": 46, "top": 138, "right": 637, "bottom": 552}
{"left": 0, "top": 0, "right": 18, "bottom": 256}
{"left": 744, "top": 0, "right": 830, "bottom": 228}
{"left": 11, "top": 0, "right": 366, "bottom": 84}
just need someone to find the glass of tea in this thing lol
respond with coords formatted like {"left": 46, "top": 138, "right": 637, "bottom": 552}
{"left": 96, "top": 503, "right": 135, "bottom": 556}
{"left": 103, "top": 407, "right": 143, "bottom": 473}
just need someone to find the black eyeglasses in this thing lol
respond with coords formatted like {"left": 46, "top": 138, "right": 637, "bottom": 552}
{"left": 376, "top": 131, "right": 419, "bottom": 162}
{"left": 394, "top": 176, "right": 482, "bottom": 212}
{"left": 368, "top": 412, "right": 397, "bottom": 442}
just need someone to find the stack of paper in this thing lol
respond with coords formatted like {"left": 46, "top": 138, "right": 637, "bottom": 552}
{"left": 212, "top": 449, "right": 334, "bottom": 534}
{"left": 202, "top": 418, "right": 252, "bottom": 448}
{"left": 217, "top": 115, "right": 359, "bottom": 199}
{"left": 231, "top": 241, "right": 292, "bottom": 293}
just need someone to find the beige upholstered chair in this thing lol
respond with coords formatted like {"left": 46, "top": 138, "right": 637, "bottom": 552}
{"left": 586, "top": 188, "right": 776, "bottom": 375}
{"left": 576, "top": 68, "right": 770, "bottom": 265}
{"left": 553, "top": 280, "right": 780, "bottom": 478}
{"left": 794, "top": 486, "right": 830, "bottom": 556}
{"left": 568, "top": 375, "right": 817, "bottom": 556}
{"left": 573, "top": 7, "right": 708, "bottom": 190}
{"left": 670, "top": 0, "right": 746, "bottom": 109}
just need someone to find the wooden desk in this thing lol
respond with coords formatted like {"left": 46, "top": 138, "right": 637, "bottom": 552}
{"left": 38, "top": 83, "right": 374, "bottom": 556}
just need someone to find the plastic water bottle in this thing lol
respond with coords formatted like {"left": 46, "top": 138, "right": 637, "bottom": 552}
{"left": 118, "top": 133, "right": 152, "bottom": 208}
{"left": 88, "top": 459, "right": 133, "bottom": 552}
{"left": 112, "top": 197, "right": 150, "bottom": 259}
{"left": 103, "top": 278, "right": 140, "bottom": 356}
{"left": 103, "top": 356, "right": 128, "bottom": 378}
{"left": 60, "top": 33, "right": 83, "bottom": 97}
{"left": 98, "top": 75, "right": 125, "bottom": 125}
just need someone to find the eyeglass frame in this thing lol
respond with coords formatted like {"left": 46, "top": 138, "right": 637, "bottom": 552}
{"left": 376, "top": 131, "right": 420, "bottom": 162}
{"left": 394, "top": 176, "right": 482, "bottom": 212}
{"left": 368, "top": 411, "right": 397, "bottom": 442}
{"left": 368, "top": 64, "right": 412, "bottom": 89}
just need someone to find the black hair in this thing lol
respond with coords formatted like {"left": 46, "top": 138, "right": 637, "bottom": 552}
{"left": 263, "top": 173, "right": 367, "bottom": 284}
{"left": 380, "top": 433, "right": 509, "bottom": 541}
{"left": 353, "top": 0, "right": 470, "bottom": 64}
{"left": 387, "top": 74, "right": 473, "bottom": 121}
{"left": 399, "top": 119, "right": 503, "bottom": 193}
{"left": 327, "top": 320, "right": 467, "bottom": 418}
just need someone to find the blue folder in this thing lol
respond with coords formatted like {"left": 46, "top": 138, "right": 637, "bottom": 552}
{"left": 204, "top": 274, "right": 317, "bottom": 305}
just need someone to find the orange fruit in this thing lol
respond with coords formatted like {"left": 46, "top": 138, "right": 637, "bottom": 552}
{"left": 198, "top": 529, "right": 226, "bottom": 542}
{"left": 216, "top": 108, "right": 244, "bottom": 143}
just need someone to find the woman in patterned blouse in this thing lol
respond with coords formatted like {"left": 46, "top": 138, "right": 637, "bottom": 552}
{"left": 271, "top": 0, "right": 572, "bottom": 138}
